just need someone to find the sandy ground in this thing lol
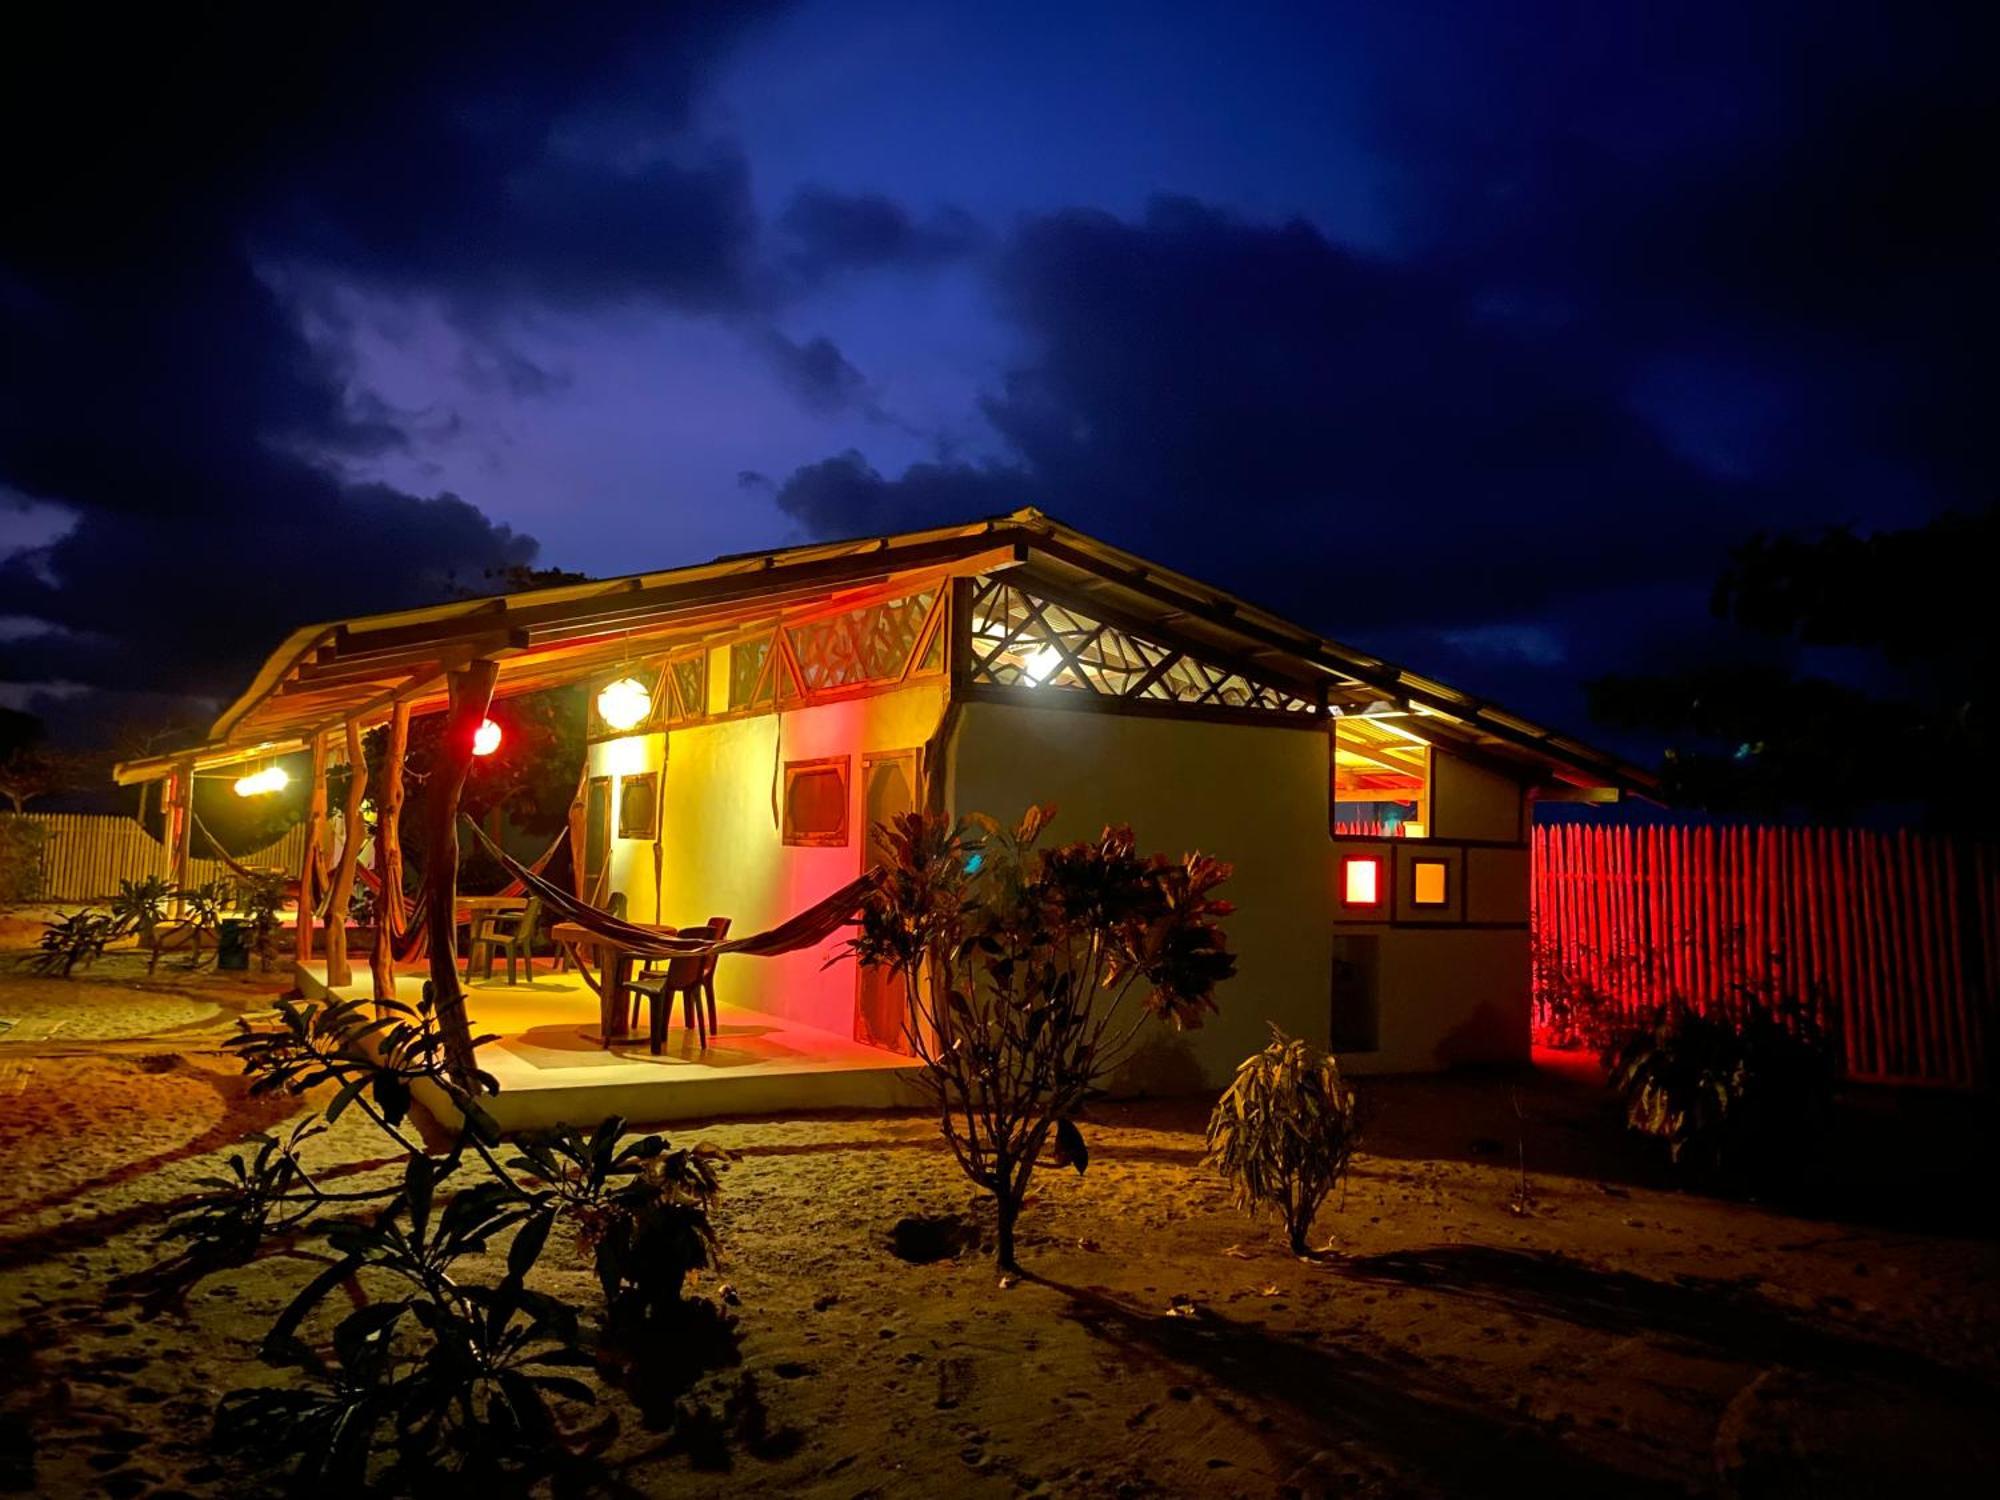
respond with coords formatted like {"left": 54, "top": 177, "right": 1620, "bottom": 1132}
{"left": 1, "top": 956, "right": 1996, "bottom": 1498}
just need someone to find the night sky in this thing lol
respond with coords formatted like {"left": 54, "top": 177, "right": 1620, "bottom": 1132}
{"left": 2, "top": 2, "right": 1990, "bottom": 753}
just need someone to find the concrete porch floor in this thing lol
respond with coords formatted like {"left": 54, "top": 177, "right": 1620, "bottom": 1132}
{"left": 294, "top": 959, "right": 924, "bottom": 1131}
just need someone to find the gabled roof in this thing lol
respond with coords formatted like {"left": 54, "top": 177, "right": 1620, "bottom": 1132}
{"left": 114, "top": 507, "right": 1654, "bottom": 795}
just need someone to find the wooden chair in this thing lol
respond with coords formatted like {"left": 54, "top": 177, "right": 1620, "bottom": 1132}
{"left": 468, "top": 896, "right": 542, "bottom": 984}
{"left": 627, "top": 924, "right": 719, "bottom": 1055}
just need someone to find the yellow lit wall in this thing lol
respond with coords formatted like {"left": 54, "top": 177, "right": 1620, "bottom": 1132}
{"left": 644, "top": 677, "right": 948, "bottom": 1032}
{"left": 583, "top": 731, "right": 667, "bottom": 921}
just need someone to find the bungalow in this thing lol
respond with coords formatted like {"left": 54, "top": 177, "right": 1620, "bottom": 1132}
{"left": 115, "top": 509, "right": 1648, "bottom": 1123}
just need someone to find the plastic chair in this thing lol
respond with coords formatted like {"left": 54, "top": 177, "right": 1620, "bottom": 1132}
{"left": 468, "top": 896, "right": 542, "bottom": 984}
{"left": 628, "top": 924, "right": 719, "bottom": 1054}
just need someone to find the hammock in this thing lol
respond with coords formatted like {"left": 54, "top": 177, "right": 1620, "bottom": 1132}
{"left": 461, "top": 814, "right": 880, "bottom": 961}
{"left": 394, "top": 828, "right": 572, "bottom": 968}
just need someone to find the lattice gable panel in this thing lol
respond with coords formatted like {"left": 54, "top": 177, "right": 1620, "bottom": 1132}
{"left": 966, "top": 576, "right": 1316, "bottom": 717}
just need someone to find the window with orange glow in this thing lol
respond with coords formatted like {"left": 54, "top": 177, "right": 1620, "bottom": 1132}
{"left": 1342, "top": 855, "right": 1382, "bottom": 907}
{"left": 1333, "top": 715, "right": 1431, "bottom": 838}
{"left": 1412, "top": 859, "right": 1448, "bottom": 906}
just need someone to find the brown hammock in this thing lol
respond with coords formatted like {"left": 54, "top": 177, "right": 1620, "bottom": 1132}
{"left": 461, "top": 815, "right": 880, "bottom": 961}
{"left": 393, "top": 824, "right": 571, "bottom": 967}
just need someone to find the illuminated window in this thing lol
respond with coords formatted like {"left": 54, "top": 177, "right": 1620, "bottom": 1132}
{"left": 1334, "top": 715, "right": 1431, "bottom": 837}
{"left": 1342, "top": 855, "right": 1382, "bottom": 907}
{"left": 782, "top": 757, "right": 850, "bottom": 847}
{"left": 1412, "top": 859, "right": 1448, "bottom": 907}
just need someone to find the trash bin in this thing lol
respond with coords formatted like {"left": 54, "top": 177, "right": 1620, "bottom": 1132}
{"left": 217, "top": 917, "right": 249, "bottom": 971}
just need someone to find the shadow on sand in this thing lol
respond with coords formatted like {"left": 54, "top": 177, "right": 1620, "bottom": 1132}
{"left": 1336, "top": 1244, "right": 1993, "bottom": 1400}
{"left": 1036, "top": 1271, "right": 1681, "bottom": 1496}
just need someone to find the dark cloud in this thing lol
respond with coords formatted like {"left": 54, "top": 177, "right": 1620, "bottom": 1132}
{"left": 780, "top": 196, "right": 1741, "bottom": 630}
{"left": 773, "top": 2, "right": 1995, "bottom": 737}
{"left": 0, "top": 5, "right": 778, "bottom": 736}
{"left": 755, "top": 331, "right": 874, "bottom": 417}
{"left": 774, "top": 188, "right": 984, "bottom": 284}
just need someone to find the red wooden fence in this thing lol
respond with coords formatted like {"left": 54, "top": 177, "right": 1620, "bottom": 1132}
{"left": 1532, "top": 824, "right": 1999, "bottom": 1088}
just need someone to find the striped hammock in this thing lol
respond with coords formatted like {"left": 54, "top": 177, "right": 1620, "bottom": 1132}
{"left": 459, "top": 815, "right": 880, "bottom": 960}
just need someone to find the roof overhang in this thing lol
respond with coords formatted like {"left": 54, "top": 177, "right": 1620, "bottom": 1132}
{"left": 114, "top": 508, "right": 1656, "bottom": 797}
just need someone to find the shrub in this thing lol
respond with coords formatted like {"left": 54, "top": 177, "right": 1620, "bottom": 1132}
{"left": 1605, "top": 988, "right": 1836, "bottom": 1175}
{"left": 847, "top": 805, "right": 1235, "bottom": 1273}
{"left": 110, "top": 875, "right": 175, "bottom": 973}
{"left": 1206, "top": 1030, "right": 1360, "bottom": 1256}
{"left": 1531, "top": 933, "right": 1645, "bottom": 1050}
{"left": 27, "top": 907, "right": 119, "bottom": 976}
{"left": 235, "top": 870, "right": 288, "bottom": 970}
{"left": 511, "top": 1118, "right": 728, "bottom": 1324}
{"left": 166, "top": 986, "right": 736, "bottom": 1485}
{"left": 0, "top": 817, "right": 46, "bottom": 903}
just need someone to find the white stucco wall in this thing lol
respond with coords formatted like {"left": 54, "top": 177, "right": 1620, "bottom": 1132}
{"left": 951, "top": 701, "right": 1535, "bottom": 1084}
{"left": 946, "top": 700, "right": 1336, "bottom": 1091}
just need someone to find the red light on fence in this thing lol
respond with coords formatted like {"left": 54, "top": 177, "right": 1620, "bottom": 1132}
{"left": 1342, "top": 856, "right": 1381, "bottom": 906}
{"left": 472, "top": 718, "right": 502, "bottom": 756}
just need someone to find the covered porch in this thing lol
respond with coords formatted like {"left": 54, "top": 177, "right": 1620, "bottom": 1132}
{"left": 296, "top": 958, "right": 923, "bottom": 1131}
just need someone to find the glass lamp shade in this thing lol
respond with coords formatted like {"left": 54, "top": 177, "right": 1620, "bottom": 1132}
{"left": 472, "top": 718, "right": 503, "bottom": 756}
{"left": 596, "top": 675, "right": 653, "bottom": 731}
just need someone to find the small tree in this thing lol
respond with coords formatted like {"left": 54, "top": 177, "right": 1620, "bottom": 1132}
{"left": 110, "top": 875, "right": 176, "bottom": 973}
{"left": 236, "top": 870, "right": 289, "bottom": 971}
{"left": 847, "top": 806, "right": 1235, "bottom": 1274}
{"left": 1205, "top": 1030, "right": 1360, "bottom": 1257}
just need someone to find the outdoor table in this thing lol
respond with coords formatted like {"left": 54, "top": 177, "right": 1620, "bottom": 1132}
{"left": 457, "top": 894, "right": 528, "bottom": 924}
{"left": 550, "top": 919, "right": 675, "bottom": 1045}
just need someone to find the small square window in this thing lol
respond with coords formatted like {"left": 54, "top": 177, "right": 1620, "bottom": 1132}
{"left": 617, "top": 773, "right": 658, "bottom": 840}
{"left": 1342, "top": 855, "right": 1382, "bottom": 907}
{"left": 1412, "top": 859, "right": 1449, "bottom": 906}
{"left": 782, "top": 756, "right": 850, "bottom": 846}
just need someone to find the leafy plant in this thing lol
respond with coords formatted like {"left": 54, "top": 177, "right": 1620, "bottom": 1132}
{"left": 27, "top": 907, "right": 119, "bottom": 976}
{"left": 846, "top": 805, "right": 1235, "bottom": 1273}
{"left": 511, "top": 1118, "right": 728, "bottom": 1322}
{"left": 179, "top": 984, "right": 738, "bottom": 1485}
{"left": 1605, "top": 985, "right": 1836, "bottom": 1175}
{"left": 178, "top": 877, "right": 231, "bottom": 967}
{"left": 235, "top": 869, "right": 289, "bottom": 970}
{"left": 1205, "top": 1029, "right": 1360, "bottom": 1256}
{"left": 163, "top": 1117, "right": 331, "bottom": 1259}
{"left": 0, "top": 816, "right": 47, "bottom": 903}
{"left": 1530, "top": 933, "right": 1636, "bottom": 1050}
{"left": 217, "top": 1156, "right": 596, "bottom": 1489}
{"left": 110, "top": 874, "right": 175, "bottom": 973}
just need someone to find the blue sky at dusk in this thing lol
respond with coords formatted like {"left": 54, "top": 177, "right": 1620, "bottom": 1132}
{"left": 2, "top": 1, "right": 1990, "bottom": 751}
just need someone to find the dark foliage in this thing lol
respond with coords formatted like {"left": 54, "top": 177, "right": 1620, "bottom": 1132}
{"left": 511, "top": 1118, "right": 729, "bottom": 1324}
{"left": 1604, "top": 986, "right": 1837, "bottom": 1177}
{"left": 846, "top": 804, "right": 1235, "bottom": 1272}
{"left": 26, "top": 907, "right": 119, "bottom": 976}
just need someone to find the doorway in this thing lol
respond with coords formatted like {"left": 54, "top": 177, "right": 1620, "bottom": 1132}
{"left": 855, "top": 749, "right": 919, "bottom": 1053}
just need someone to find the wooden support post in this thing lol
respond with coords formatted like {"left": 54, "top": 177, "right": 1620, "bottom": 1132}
{"left": 369, "top": 700, "right": 411, "bottom": 1005}
{"left": 323, "top": 720, "right": 369, "bottom": 989}
{"left": 164, "top": 758, "right": 194, "bottom": 912}
{"left": 294, "top": 733, "right": 329, "bottom": 973}
{"left": 426, "top": 660, "right": 498, "bottom": 1086}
